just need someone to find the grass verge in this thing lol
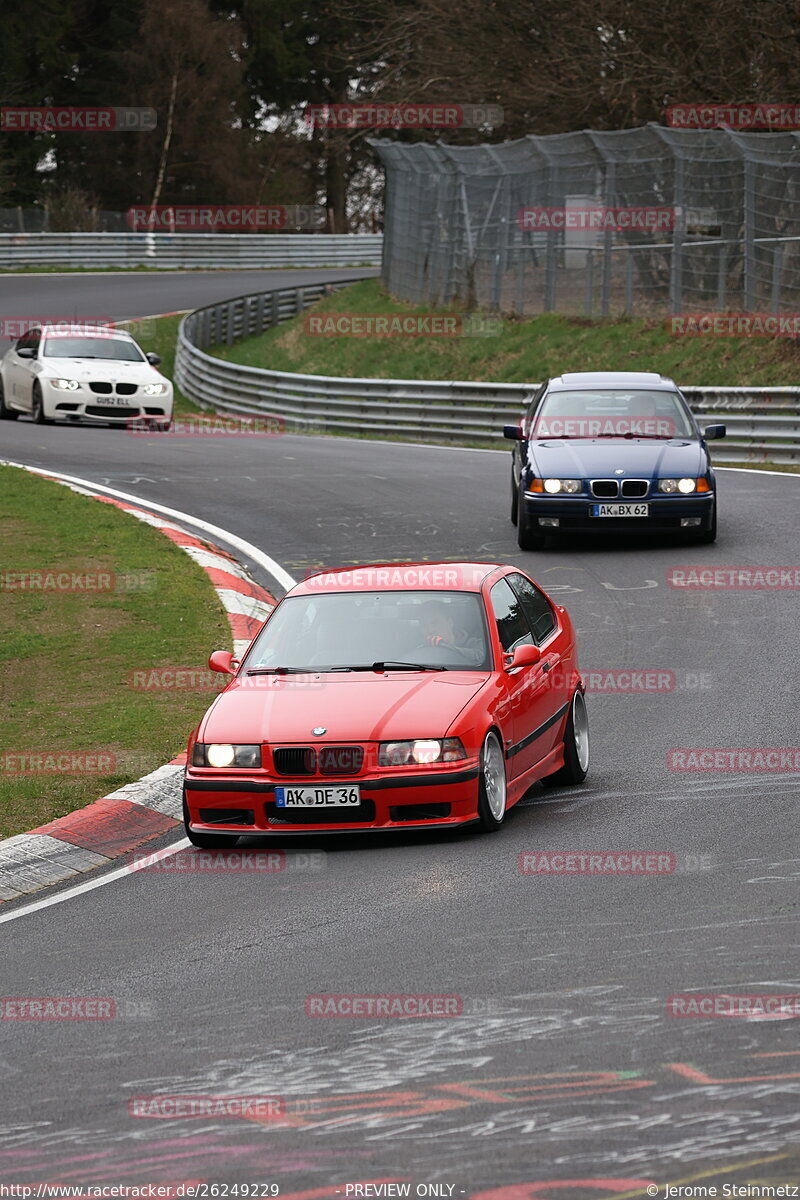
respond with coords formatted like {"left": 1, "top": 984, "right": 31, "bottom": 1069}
{"left": 210, "top": 278, "right": 800, "bottom": 387}
{"left": 0, "top": 465, "right": 230, "bottom": 839}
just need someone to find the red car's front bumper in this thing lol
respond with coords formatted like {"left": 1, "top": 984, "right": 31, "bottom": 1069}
{"left": 183, "top": 764, "right": 481, "bottom": 835}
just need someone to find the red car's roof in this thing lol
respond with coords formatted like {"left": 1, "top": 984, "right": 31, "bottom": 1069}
{"left": 290, "top": 561, "right": 504, "bottom": 596}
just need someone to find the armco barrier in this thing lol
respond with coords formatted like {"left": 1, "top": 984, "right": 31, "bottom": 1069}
{"left": 0, "top": 232, "right": 383, "bottom": 270}
{"left": 174, "top": 280, "right": 800, "bottom": 463}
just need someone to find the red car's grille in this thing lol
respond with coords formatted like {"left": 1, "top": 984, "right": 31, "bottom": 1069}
{"left": 318, "top": 746, "right": 364, "bottom": 774}
{"left": 273, "top": 747, "right": 316, "bottom": 775}
{"left": 271, "top": 745, "right": 365, "bottom": 776}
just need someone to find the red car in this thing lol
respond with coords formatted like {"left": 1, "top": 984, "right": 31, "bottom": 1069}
{"left": 183, "top": 562, "right": 588, "bottom": 844}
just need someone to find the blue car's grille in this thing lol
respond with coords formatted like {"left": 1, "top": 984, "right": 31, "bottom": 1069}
{"left": 620, "top": 479, "right": 649, "bottom": 498}
{"left": 591, "top": 480, "right": 618, "bottom": 497}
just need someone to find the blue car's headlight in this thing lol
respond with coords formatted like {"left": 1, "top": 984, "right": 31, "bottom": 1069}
{"left": 543, "top": 478, "right": 582, "bottom": 494}
{"left": 659, "top": 478, "right": 698, "bottom": 494}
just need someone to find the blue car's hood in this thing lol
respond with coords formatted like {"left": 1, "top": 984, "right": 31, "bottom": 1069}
{"left": 529, "top": 438, "right": 705, "bottom": 478}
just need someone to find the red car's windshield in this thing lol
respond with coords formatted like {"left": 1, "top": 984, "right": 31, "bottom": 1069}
{"left": 243, "top": 590, "right": 492, "bottom": 672}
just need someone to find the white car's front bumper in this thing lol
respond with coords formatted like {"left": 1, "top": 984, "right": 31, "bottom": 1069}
{"left": 46, "top": 380, "right": 173, "bottom": 423}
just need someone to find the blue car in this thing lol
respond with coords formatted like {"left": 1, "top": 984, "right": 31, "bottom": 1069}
{"left": 505, "top": 371, "right": 726, "bottom": 550}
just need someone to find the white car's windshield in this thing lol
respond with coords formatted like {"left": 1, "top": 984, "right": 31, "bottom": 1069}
{"left": 41, "top": 337, "right": 145, "bottom": 362}
{"left": 533, "top": 389, "right": 695, "bottom": 439}
{"left": 243, "top": 590, "right": 492, "bottom": 672}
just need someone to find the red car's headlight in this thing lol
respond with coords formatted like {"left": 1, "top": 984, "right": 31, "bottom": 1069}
{"left": 379, "top": 738, "right": 467, "bottom": 766}
{"left": 191, "top": 743, "right": 261, "bottom": 768}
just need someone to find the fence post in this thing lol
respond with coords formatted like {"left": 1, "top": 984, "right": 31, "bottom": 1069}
{"left": 670, "top": 156, "right": 684, "bottom": 314}
{"left": 717, "top": 242, "right": 727, "bottom": 311}
{"left": 770, "top": 242, "right": 784, "bottom": 313}
{"left": 743, "top": 158, "right": 756, "bottom": 311}
{"left": 600, "top": 162, "right": 616, "bottom": 316}
{"left": 624, "top": 251, "right": 634, "bottom": 315}
{"left": 585, "top": 249, "right": 594, "bottom": 316}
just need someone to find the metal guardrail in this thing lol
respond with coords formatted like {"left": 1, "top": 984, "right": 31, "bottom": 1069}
{"left": 174, "top": 280, "right": 800, "bottom": 464}
{"left": 0, "top": 232, "right": 384, "bottom": 270}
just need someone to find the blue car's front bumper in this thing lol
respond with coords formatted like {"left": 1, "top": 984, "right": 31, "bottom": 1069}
{"left": 521, "top": 492, "right": 715, "bottom": 532}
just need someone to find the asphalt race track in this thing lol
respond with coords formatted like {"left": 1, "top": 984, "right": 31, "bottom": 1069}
{"left": 0, "top": 266, "right": 379, "bottom": 348}
{"left": 1, "top": 271, "right": 799, "bottom": 1193}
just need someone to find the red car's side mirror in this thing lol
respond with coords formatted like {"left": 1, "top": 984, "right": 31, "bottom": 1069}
{"left": 208, "top": 650, "right": 237, "bottom": 675}
{"left": 505, "top": 643, "right": 541, "bottom": 670}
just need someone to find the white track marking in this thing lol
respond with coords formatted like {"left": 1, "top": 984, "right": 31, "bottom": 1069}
{"left": 0, "top": 838, "right": 192, "bottom": 926}
{"left": 1, "top": 460, "right": 297, "bottom": 591}
{"left": 716, "top": 466, "right": 800, "bottom": 477}
{"left": 0, "top": 464, "right": 297, "bottom": 926}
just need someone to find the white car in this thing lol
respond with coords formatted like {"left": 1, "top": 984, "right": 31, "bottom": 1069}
{"left": 0, "top": 324, "right": 173, "bottom": 428}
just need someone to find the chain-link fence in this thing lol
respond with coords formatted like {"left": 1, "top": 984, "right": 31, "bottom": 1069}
{"left": 370, "top": 125, "right": 800, "bottom": 316}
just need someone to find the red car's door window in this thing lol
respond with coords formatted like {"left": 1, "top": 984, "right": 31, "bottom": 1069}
{"left": 489, "top": 579, "right": 551, "bottom": 778}
{"left": 507, "top": 573, "right": 569, "bottom": 753}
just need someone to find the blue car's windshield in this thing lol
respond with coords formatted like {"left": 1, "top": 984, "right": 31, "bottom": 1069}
{"left": 533, "top": 389, "right": 695, "bottom": 439}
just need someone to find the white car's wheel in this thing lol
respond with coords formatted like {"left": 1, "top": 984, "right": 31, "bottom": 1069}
{"left": 0, "top": 377, "right": 18, "bottom": 420}
{"left": 31, "top": 382, "right": 53, "bottom": 425}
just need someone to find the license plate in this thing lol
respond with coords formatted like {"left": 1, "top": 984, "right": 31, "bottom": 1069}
{"left": 275, "top": 784, "right": 361, "bottom": 808}
{"left": 97, "top": 395, "right": 135, "bottom": 406}
{"left": 590, "top": 503, "right": 649, "bottom": 517}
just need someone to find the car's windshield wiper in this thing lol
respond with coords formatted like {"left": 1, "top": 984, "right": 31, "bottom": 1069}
{"left": 326, "top": 661, "right": 446, "bottom": 673}
{"left": 246, "top": 666, "right": 317, "bottom": 675}
{"left": 592, "top": 431, "right": 676, "bottom": 439}
{"left": 374, "top": 660, "right": 447, "bottom": 672}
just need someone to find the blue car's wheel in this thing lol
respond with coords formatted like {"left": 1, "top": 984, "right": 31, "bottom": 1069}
{"left": 517, "top": 493, "right": 547, "bottom": 551}
{"left": 699, "top": 499, "right": 717, "bottom": 543}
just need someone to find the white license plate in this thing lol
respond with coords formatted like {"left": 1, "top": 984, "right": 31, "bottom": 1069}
{"left": 591, "top": 503, "right": 649, "bottom": 517}
{"left": 95, "top": 395, "right": 135, "bottom": 406}
{"left": 275, "top": 784, "right": 361, "bottom": 808}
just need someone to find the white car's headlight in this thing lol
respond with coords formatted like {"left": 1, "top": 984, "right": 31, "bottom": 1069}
{"left": 142, "top": 383, "right": 168, "bottom": 396}
{"left": 543, "top": 478, "right": 581, "bottom": 494}
{"left": 51, "top": 378, "right": 81, "bottom": 391}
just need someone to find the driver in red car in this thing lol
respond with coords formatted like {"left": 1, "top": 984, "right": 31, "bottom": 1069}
{"left": 421, "top": 601, "right": 459, "bottom": 649}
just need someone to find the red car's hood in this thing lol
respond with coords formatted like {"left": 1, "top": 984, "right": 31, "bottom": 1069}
{"left": 200, "top": 672, "right": 490, "bottom": 743}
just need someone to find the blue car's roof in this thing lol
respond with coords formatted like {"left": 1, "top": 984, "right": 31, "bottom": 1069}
{"left": 547, "top": 371, "right": 679, "bottom": 391}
